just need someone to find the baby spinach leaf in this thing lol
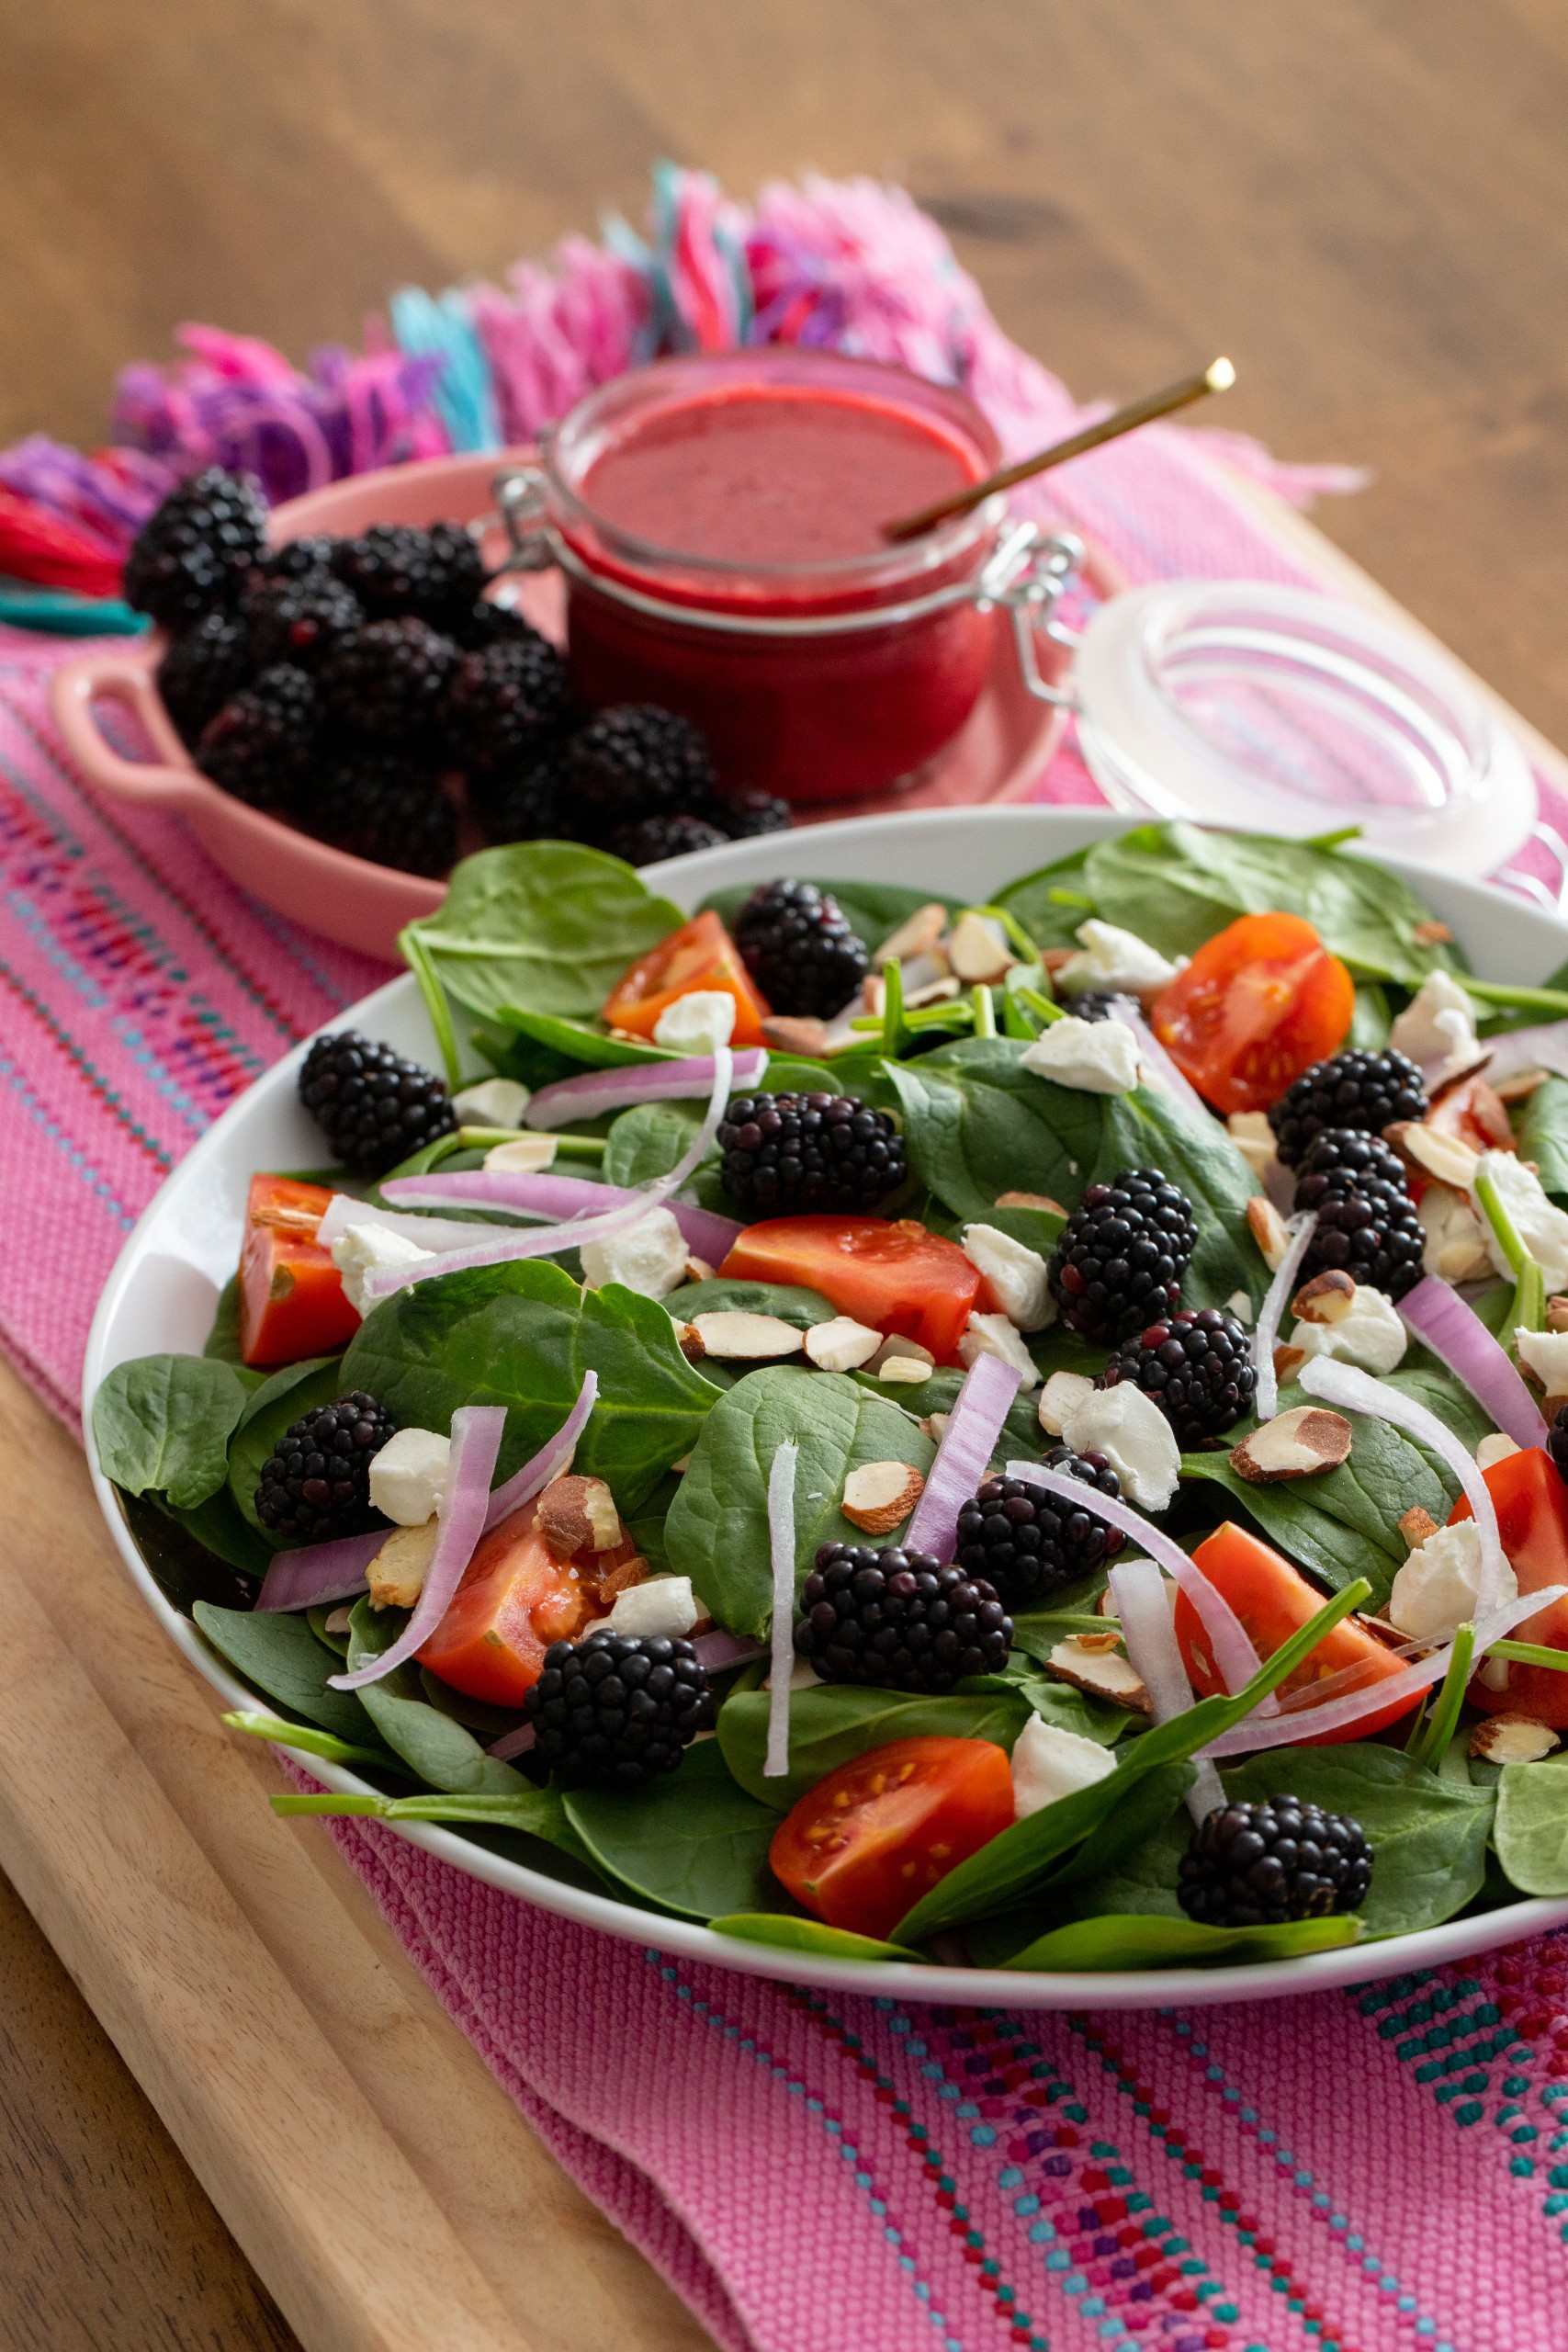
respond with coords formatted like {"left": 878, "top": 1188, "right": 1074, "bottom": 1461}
{"left": 603, "top": 1101, "right": 705, "bottom": 1191}
{"left": 664, "top": 1278, "right": 839, "bottom": 1329}
{"left": 491, "top": 1012, "right": 671, "bottom": 1072}
{"left": 202, "top": 1275, "right": 250, "bottom": 1366}
{"left": 977, "top": 1664, "right": 1132, "bottom": 1746}
{"left": 1495, "top": 1754, "right": 1568, "bottom": 1895}
{"left": 222, "top": 1710, "right": 400, "bottom": 1775}
{"left": 278, "top": 1782, "right": 581, "bottom": 1860}
{"left": 664, "top": 1367, "right": 935, "bottom": 1636}
{"left": 401, "top": 842, "right": 683, "bottom": 1025}
{"left": 848, "top": 1363, "right": 1048, "bottom": 1463}
{"left": 1518, "top": 1077, "right": 1568, "bottom": 1204}
{"left": 991, "top": 847, "right": 1095, "bottom": 953}
{"left": 342, "top": 1261, "right": 720, "bottom": 1514}
{"left": 343, "top": 1600, "right": 537, "bottom": 1798}
{"left": 562, "top": 1740, "right": 783, "bottom": 1918}
{"left": 161, "top": 1487, "right": 275, "bottom": 1578}
{"left": 718, "top": 1681, "right": 1029, "bottom": 1807}
{"left": 92, "top": 1353, "right": 252, "bottom": 1510}
{"left": 226, "top": 1355, "right": 347, "bottom": 1538}
{"left": 193, "top": 1600, "right": 386, "bottom": 1747}
{"left": 999, "top": 1911, "right": 1362, "bottom": 1973}
{"left": 710, "top": 1914, "right": 922, "bottom": 1963}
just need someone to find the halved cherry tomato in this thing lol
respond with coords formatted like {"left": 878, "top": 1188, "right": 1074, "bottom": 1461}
{"left": 1150, "top": 913, "right": 1354, "bottom": 1115}
{"left": 603, "top": 910, "right": 770, "bottom": 1046}
{"left": 1174, "top": 1521, "right": 1417, "bottom": 1742}
{"left": 418, "top": 1502, "right": 608, "bottom": 1707}
{"left": 237, "top": 1173, "right": 361, "bottom": 1369}
{"left": 1451, "top": 1447, "right": 1568, "bottom": 1726}
{"left": 1427, "top": 1072, "right": 1514, "bottom": 1154}
{"left": 770, "top": 1736, "right": 1015, "bottom": 1940}
{"left": 720, "top": 1216, "right": 984, "bottom": 1363}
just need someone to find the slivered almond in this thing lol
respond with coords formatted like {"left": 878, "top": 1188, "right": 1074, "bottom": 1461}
{"left": 1476, "top": 1432, "right": 1521, "bottom": 1470}
{"left": 1072, "top": 1628, "right": 1122, "bottom": 1654}
{"left": 1041, "top": 948, "right": 1075, "bottom": 976}
{"left": 761, "top": 1014, "right": 831, "bottom": 1057}
{"left": 804, "top": 1316, "right": 884, "bottom": 1373}
{"left": 537, "top": 1474, "right": 623, "bottom": 1560}
{"left": 996, "top": 1188, "right": 1068, "bottom": 1216}
{"left": 841, "top": 1460, "right": 926, "bottom": 1534}
{"left": 691, "top": 1311, "right": 804, "bottom": 1361}
{"left": 1247, "top": 1195, "right": 1291, "bottom": 1271}
{"left": 947, "top": 910, "right": 1019, "bottom": 985}
{"left": 1292, "top": 1269, "right": 1356, "bottom": 1325}
{"left": 1494, "top": 1068, "right": 1551, "bottom": 1103}
{"left": 1399, "top": 1505, "right": 1440, "bottom": 1549}
{"left": 874, "top": 902, "right": 950, "bottom": 968}
{"left": 367, "top": 1521, "right": 440, "bottom": 1611}
{"left": 878, "top": 1356, "right": 936, "bottom": 1385}
{"left": 1470, "top": 1714, "right": 1561, "bottom": 1763}
{"left": 1273, "top": 1343, "right": 1307, "bottom": 1383}
{"left": 1046, "top": 1638, "right": 1152, "bottom": 1715}
{"left": 671, "top": 1319, "right": 706, "bottom": 1364}
{"left": 1437, "top": 1232, "right": 1495, "bottom": 1283}
{"left": 1230, "top": 1406, "right": 1352, "bottom": 1483}
{"left": 1383, "top": 1121, "right": 1481, "bottom": 1189}
{"left": 684, "top": 1255, "right": 716, "bottom": 1284}
{"left": 1548, "top": 1295, "right": 1568, "bottom": 1334}
{"left": 1413, "top": 920, "right": 1453, "bottom": 945}
{"left": 866, "top": 1333, "right": 936, "bottom": 1376}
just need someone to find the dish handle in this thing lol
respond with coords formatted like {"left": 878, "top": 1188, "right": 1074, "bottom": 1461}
{"left": 51, "top": 650, "right": 207, "bottom": 810}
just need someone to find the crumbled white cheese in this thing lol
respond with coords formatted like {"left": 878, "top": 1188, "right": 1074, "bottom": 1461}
{"left": 961, "top": 1222, "right": 1055, "bottom": 1331}
{"left": 1020, "top": 1015, "right": 1140, "bottom": 1095}
{"left": 1055, "top": 919, "right": 1180, "bottom": 1001}
{"left": 652, "top": 989, "right": 738, "bottom": 1053}
{"left": 1418, "top": 1181, "right": 1494, "bottom": 1283}
{"left": 1389, "top": 1519, "right": 1517, "bottom": 1640}
{"left": 1061, "top": 1384, "right": 1180, "bottom": 1510}
{"left": 1516, "top": 1328, "right": 1568, "bottom": 1398}
{"left": 451, "top": 1076, "right": 531, "bottom": 1128}
{"left": 580, "top": 1206, "right": 689, "bottom": 1300}
{"left": 1038, "top": 1368, "right": 1095, "bottom": 1436}
{"left": 604, "top": 1575, "right": 703, "bottom": 1639}
{"left": 1472, "top": 1152, "right": 1568, "bottom": 1291}
{"left": 1288, "top": 1284, "right": 1407, "bottom": 1374}
{"left": 1010, "top": 1714, "right": 1117, "bottom": 1820}
{"left": 1390, "top": 970, "right": 1480, "bottom": 1080}
{"left": 803, "top": 1316, "right": 884, "bottom": 1372}
{"left": 485, "top": 1134, "right": 558, "bottom": 1172}
{"left": 957, "top": 1311, "right": 1041, "bottom": 1389}
{"left": 368, "top": 1426, "right": 452, "bottom": 1526}
{"left": 330, "top": 1219, "right": 436, "bottom": 1315}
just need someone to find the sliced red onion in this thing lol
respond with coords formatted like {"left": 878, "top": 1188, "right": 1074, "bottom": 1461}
{"left": 1108, "top": 1555, "right": 1223, "bottom": 1820}
{"left": 1109, "top": 1001, "right": 1217, "bottom": 1125}
{"left": 1253, "top": 1211, "right": 1318, "bottom": 1421}
{"left": 693, "top": 1630, "right": 769, "bottom": 1672}
{"left": 315, "top": 1193, "right": 504, "bottom": 1254}
{"left": 1297, "top": 1355, "right": 1505, "bottom": 1615}
{"left": 486, "top": 1720, "right": 537, "bottom": 1761}
{"left": 524, "top": 1048, "right": 766, "bottom": 1131}
{"left": 255, "top": 1528, "right": 383, "bottom": 1612}
{"left": 1004, "top": 1459, "right": 1269, "bottom": 1703}
{"left": 329, "top": 1405, "right": 505, "bottom": 1690}
{"left": 763, "top": 1438, "right": 800, "bottom": 1781}
{"left": 1481, "top": 1021, "right": 1568, "bottom": 1087}
{"left": 1398, "top": 1273, "right": 1549, "bottom": 1450}
{"left": 905, "top": 1353, "right": 1021, "bottom": 1561}
{"left": 383, "top": 1170, "right": 741, "bottom": 1266}
{"left": 483, "top": 1370, "right": 598, "bottom": 1531}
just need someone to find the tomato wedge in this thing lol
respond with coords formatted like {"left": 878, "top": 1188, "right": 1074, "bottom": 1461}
{"left": 418, "top": 1502, "right": 609, "bottom": 1707}
{"left": 1174, "top": 1521, "right": 1417, "bottom": 1742}
{"left": 770, "top": 1736, "right": 1014, "bottom": 1940}
{"left": 720, "top": 1216, "right": 984, "bottom": 1363}
{"left": 237, "top": 1173, "right": 361, "bottom": 1369}
{"left": 1149, "top": 912, "right": 1354, "bottom": 1115}
{"left": 1451, "top": 1448, "right": 1568, "bottom": 1726}
{"left": 603, "top": 910, "right": 770, "bottom": 1046}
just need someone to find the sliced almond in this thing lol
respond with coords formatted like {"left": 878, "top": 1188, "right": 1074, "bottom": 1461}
{"left": 1548, "top": 1295, "right": 1568, "bottom": 1334}
{"left": 866, "top": 1333, "right": 936, "bottom": 1377}
{"left": 1292, "top": 1268, "right": 1357, "bottom": 1325}
{"left": 804, "top": 1316, "right": 884, "bottom": 1373}
{"left": 684, "top": 1255, "right": 716, "bottom": 1284}
{"left": 1413, "top": 920, "right": 1453, "bottom": 945}
{"left": 671, "top": 1319, "right": 705, "bottom": 1364}
{"left": 484, "top": 1134, "right": 558, "bottom": 1173}
{"left": 1273, "top": 1343, "right": 1307, "bottom": 1383}
{"left": 864, "top": 968, "right": 961, "bottom": 1017}
{"left": 1038, "top": 1368, "right": 1095, "bottom": 1436}
{"left": 1469, "top": 1714, "right": 1561, "bottom": 1764}
{"left": 918, "top": 1413, "right": 952, "bottom": 1443}
{"left": 1040, "top": 948, "right": 1075, "bottom": 976}
{"left": 878, "top": 1355, "right": 936, "bottom": 1385}
{"left": 537, "top": 1474, "right": 624, "bottom": 1560}
{"left": 1436, "top": 1233, "right": 1495, "bottom": 1284}
{"left": 1072, "top": 1628, "right": 1122, "bottom": 1655}
{"left": 1476, "top": 1432, "right": 1522, "bottom": 1471}
{"left": 690, "top": 1310, "right": 805, "bottom": 1361}
{"left": 1046, "top": 1638, "right": 1152, "bottom": 1715}
{"left": 1230, "top": 1405, "right": 1353, "bottom": 1483}
{"left": 1399, "top": 1504, "right": 1440, "bottom": 1550}
{"left": 946, "top": 909, "right": 1018, "bottom": 985}
{"left": 1383, "top": 1121, "right": 1481, "bottom": 1190}
{"left": 1247, "top": 1195, "right": 1291, "bottom": 1272}
{"left": 1494, "top": 1068, "right": 1550, "bottom": 1104}
{"left": 874, "top": 902, "right": 950, "bottom": 969}
{"left": 761, "top": 1014, "right": 831, "bottom": 1057}
{"left": 996, "top": 1188, "right": 1068, "bottom": 1216}
{"left": 841, "top": 1459, "right": 927, "bottom": 1534}
{"left": 367, "top": 1520, "right": 440, "bottom": 1611}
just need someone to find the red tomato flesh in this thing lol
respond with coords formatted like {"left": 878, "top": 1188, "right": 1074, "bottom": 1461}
{"left": 1175, "top": 1521, "right": 1417, "bottom": 1742}
{"left": 720, "top": 1216, "right": 983, "bottom": 1363}
{"left": 238, "top": 1173, "right": 361, "bottom": 1369}
{"left": 1150, "top": 912, "right": 1355, "bottom": 1115}
{"left": 1451, "top": 1447, "right": 1568, "bottom": 1726}
{"left": 417, "top": 1502, "right": 609, "bottom": 1707}
{"left": 603, "top": 910, "right": 770, "bottom": 1046}
{"left": 770, "top": 1736, "right": 1015, "bottom": 1940}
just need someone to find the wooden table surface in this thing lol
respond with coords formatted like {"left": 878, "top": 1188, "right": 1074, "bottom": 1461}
{"left": 3, "top": 3, "right": 1567, "bottom": 2344}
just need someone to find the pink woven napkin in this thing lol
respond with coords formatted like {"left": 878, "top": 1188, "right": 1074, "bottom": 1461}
{"left": 7, "top": 426, "right": 1568, "bottom": 2350}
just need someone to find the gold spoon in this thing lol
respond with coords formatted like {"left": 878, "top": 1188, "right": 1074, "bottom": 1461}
{"left": 883, "top": 356, "right": 1235, "bottom": 542}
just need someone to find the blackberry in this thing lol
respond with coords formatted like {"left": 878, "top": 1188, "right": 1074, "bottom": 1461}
{"left": 1269, "top": 1047, "right": 1428, "bottom": 1169}
{"left": 156, "top": 608, "right": 254, "bottom": 746}
{"left": 732, "top": 878, "right": 870, "bottom": 1018}
{"left": 1178, "top": 1794, "right": 1373, "bottom": 1928}
{"left": 523, "top": 1631, "right": 714, "bottom": 1787}
{"left": 254, "top": 1391, "right": 394, "bottom": 1545}
{"left": 1047, "top": 1170, "right": 1199, "bottom": 1345}
{"left": 1550, "top": 1404, "right": 1568, "bottom": 1488}
{"left": 446, "top": 631, "right": 572, "bottom": 771}
{"left": 256, "top": 535, "right": 337, "bottom": 584}
{"left": 449, "top": 596, "right": 547, "bottom": 652}
{"left": 1058, "top": 988, "right": 1122, "bottom": 1023}
{"left": 123, "top": 466, "right": 269, "bottom": 630}
{"left": 306, "top": 751, "right": 457, "bottom": 876}
{"left": 1100, "top": 1306, "right": 1258, "bottom": 1446}
{"left": 1293, "top": 1128, "right": 1425, "bottom": 1298}
{"left": 794, "top": 1543, "right": 1012, "bottom": 1693}
{"left": 716, "top": 785, "right": 792, "bottom": 840}
{"left": 717, "top": 1089, "right": 908, "bottom": 1214}
{"left": 953, "top": 1454, "right": 1124, "bottom": 1609}
{"left": 195, "top": 664, "right": 317, "bottom": 808}
{"left": 320, "top": 617, "right": 461, "bottom": 744}
{"left": 470, "top": 751, "right": 571, "bottom": 846}
{"left": 328, "top": 520, "right": 485, "bottom": 628}
{"left": 239, "top": 571, "right": 362, "bottom": 672}
{"left": 299, "top": 1029, "right": 456, "bottom": 1175}
{"left": 611, "top": 811, "right": 729, "bottom": 865}
{"left": 563, "top": 705, "right": 717, "bottom": 834}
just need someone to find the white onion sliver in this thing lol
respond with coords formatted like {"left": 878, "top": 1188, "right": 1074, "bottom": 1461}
{"left": 905, "top": 1354, "right": 1021, "bottom": 1562}
{"left": 483, "top": 1370, "right": 598, "bottom": 1531}
{"left": 1004, "top": 1459, "right": 1268, "bottom": 1702}
{"left": 763, "top": 1440, "right": 800, "bottom": 1781}
{"left": 524, "top": 1047, "right": 766, "bottom": 1131}
{"left": 1109, "top": 1556, "right": 1221, "bottom": 1824}
{"left": 1296, "top": 1355, "right": 1505, "bottom": 1615}
{"left": 315, "top": 1193, "right": 503, "bottom": 1254}
{"left": 255, "top": 1527, "right": 384, "bottom": 1612}
{"left": 329, "top": 1405, "right": 506, "bottom": 1690}
{"left": 1253, "top": 1211, "right": 1317, "bottom": 1421}
{"left": 1398, "top": 1274, "right": 1549, "bottom": 1451}
{"left": 487, "top": 1721, "right": 537, "bottom": 1761}
{"left": 1480, "top": 1020, "right": 1568, "bottom": 1088}
{"left": 1109, "top": 1002, "right": 1216, "bottom": 1125}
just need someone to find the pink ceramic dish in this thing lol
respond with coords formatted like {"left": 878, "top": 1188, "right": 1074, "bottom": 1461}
{"left": 51, "top": 450, "right": 1112, "bottom": 961}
